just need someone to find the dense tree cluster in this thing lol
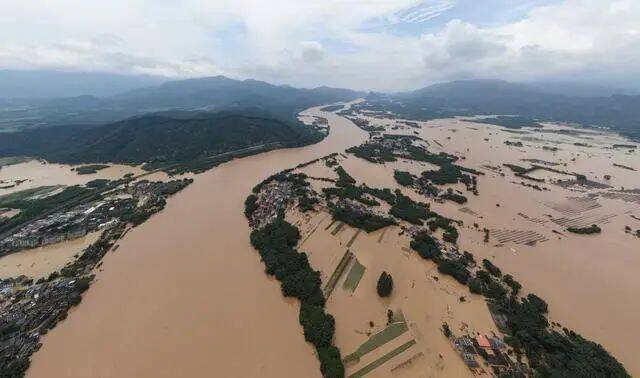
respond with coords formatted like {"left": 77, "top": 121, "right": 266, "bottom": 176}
{"left": 393, "top": 170, "right": 414, "bottom": 186}
{"left": 335, "top": 166, "right": 356, "bottom": 187}
{"left": 323, "top": 186, "right": 380, "bottom": 207}
{"left": 502, "top": 274, "right": 522, "bottom": 295}
{"left": 323, "top": 167, "right": 396, "bottom": 208}
{"left": 441, "top": 191, "right": 467, "bottom": 204}
{"left": 376, "top": 272, "right": 393, "bottom": 297}
{"left": 410, "top": 231, "right": 442, "bottom": 260}
{"left": 427, "top": 217, "right": 459, "bottom": 244}
{"left": 360, "top": 186, "right": 396, "bottom": 205}
{"left": 421, "top": 163, "right": 466, "bottom": 185}
{"left": 291, "top": 177, "right": 318, "bottom": 213}
{"left": 409, "top": 231, "right": 470, "bottom": 283}
{"left": 244, "top": 194, "right": 258, "bottom": 218}
{"left": 250, "top": 218, "right": 344, "bottom": 377}
{"left": 399, "top": 145, "right": 458, "bottom": 166}
{"left": 437, "top": 259, "right": 470, "bottom": 284}
{"left": 345, "top": 143, "right": 397, "bottom": 163}
{"left": 328, "top": 202, "right": 396, "bottom": 233}
{"left": 567, "top": 224, "right": 602, "bottom": 234}
{"left": 74, "top": 164, "right": 110, "bottom": 175}
{"left": 482, "top": 259, "right": 502, "bottom": 277}
{"left": 389, "top": 191, "right": 431, "bottom": 225}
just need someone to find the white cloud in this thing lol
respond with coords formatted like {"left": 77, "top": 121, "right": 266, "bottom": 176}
{"left": 0, "top": 0, "right": 639, "bottom": 91}
{"left": 399, "top": 1, "right": 455, "bottom": 24}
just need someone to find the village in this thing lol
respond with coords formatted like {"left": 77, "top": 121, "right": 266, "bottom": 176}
{"left": 0, "top": 178, "right": 192, "bottom": 376}
{"left": 0, "top": 179, "right": 192, "bottom": 258}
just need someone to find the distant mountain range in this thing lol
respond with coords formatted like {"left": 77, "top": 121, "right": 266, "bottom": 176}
{"left": 0, "top": 70, "right": 166, "bottom": 99}
{"left": 0, "top": 74, "right": 362, "bottom": 172}
{"left": 0, "top": 75, "right": 362, "bottom": 130}
{"left": 367, "top": 79, "right": 640, "bottom": 140}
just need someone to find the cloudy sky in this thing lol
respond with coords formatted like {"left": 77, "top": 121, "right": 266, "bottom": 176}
{"left": 1, "top": 0, "right": 639, "bottom": 91}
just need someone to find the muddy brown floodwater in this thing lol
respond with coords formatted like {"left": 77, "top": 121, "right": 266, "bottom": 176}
{"left": 26, "top": 104, "right": 367, "bottom": 378}
{"left": 0, "top": 161, "right": 153, "bottom": 196}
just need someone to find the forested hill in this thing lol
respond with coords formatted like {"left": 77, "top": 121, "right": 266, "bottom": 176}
{"left": 0, "top": 110, "right": 322, "bottom": 173}
{"left": 0, "top": 75, "right": 361, "bottom": 130}
{"left": 364, "top": 80, "right": 640, "bottom": 140}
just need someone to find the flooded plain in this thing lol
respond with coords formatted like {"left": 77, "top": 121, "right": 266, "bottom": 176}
{"left": 0, "top": 232, "right": 101, "bottom": 279}
{"left": 18, "top": 104, "right": 640, "bottom": 376}
{"left": 304, "top": 113, "right": 640, "bottom": 375}
{"left": 0, "top": 160, "right": 156, "bottom": 196}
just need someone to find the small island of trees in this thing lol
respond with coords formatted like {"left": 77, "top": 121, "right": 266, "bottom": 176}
{"left": 377, "top": 272, "right": 393, "bottom": 297}
{"left": 567, "top": 224, "right": 601, "bottom": 234}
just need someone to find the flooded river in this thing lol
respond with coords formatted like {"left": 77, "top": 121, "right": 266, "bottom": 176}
{"left": 24, "top": 105, "right": 640, "bottom": 376}
{"left": 26, "top": 105, "right": 367, "bottom": 377}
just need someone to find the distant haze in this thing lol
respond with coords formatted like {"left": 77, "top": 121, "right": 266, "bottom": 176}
{"left": 0, "top": 70, "right": 166, "bottom": 98}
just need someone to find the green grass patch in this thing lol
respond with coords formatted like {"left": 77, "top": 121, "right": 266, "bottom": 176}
{"left": 343, "top": 318, "right": 408, "bottom": 365}
{"left": 348, "top": 339, "right": 416, "bottom": 378}
{"left": 323, "top": 250, "right": 353, "bottom": 298}
{"left": 342, "top": 259, "right": 366, "bottom": 293}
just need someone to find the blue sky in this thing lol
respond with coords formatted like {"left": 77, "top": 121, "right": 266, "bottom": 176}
{"left": 1, "top": 0, "right": 639, "bottom": 91}
{"left": 365, "top": 0, "right": 557, "bottom": 35}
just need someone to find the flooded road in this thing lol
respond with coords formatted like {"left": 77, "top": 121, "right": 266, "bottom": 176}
{"left": 27, "top": 105, "right": 367, "bottom": 377}
{"left": 0, "top": 232, "right": 101, "bottom": 279}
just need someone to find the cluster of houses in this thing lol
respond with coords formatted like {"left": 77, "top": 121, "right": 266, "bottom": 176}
{"left": 0, "top": 274, "right": 91, "bottom": 373}
{"left": 452, "top": 333, "right": 524, "bottom": 375}
{"left": 0, "top": 179, "right": 192, "bottom": 257}
{"left": 249, "top": 181, "right": 293, "bottom": 229}
{"left": 335, "top": 198, "right": 378, "bottom": 218}
{"left": 0, "top": 179, "right": 195, "bottom": 376}
{"left": 0, "top": 203, "right": 103, "bottom": 255}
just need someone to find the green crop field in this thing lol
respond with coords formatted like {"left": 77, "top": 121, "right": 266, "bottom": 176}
{"left": 349, "top": 339, "right": 416, "bottom": 378}
{"left": 343, "top": 316, "right": 408, "bottom": 365}
{"left": 342, "top": 258, "right": 365, "bottom": 293}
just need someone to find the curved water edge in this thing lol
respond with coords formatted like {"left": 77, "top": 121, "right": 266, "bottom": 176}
{"left": 26, "top": 103, "right": 368, "bottom": 377}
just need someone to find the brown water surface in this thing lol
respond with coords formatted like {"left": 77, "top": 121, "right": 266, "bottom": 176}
{"left": 0, "top": 232, "right": 101, "bottom": 279}
{"left": 27, "top": 104, "right": 367, "bottom": 378}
